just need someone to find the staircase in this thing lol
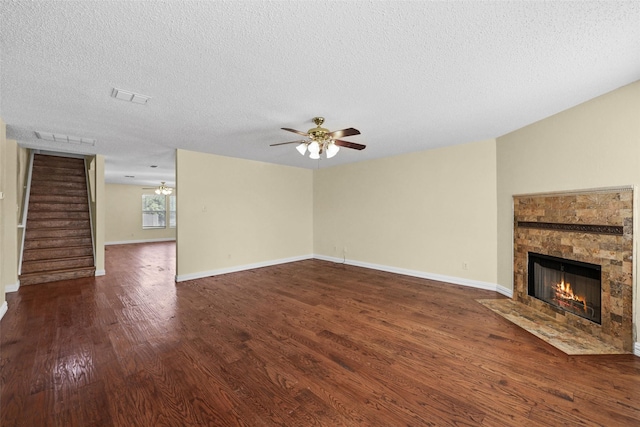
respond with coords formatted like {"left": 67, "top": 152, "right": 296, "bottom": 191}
{"left": 20, "top": 154, "right": 95, "bottom": 286}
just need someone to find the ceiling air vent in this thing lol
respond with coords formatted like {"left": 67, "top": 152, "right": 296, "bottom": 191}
{"left": 111, "top": 88, "right": 151, "bottom": 105}
{"left": 35, "top": 131, "right": 96, "bottom": 146}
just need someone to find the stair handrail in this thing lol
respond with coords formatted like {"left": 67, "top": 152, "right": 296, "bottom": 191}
{"left": 17, "top": 150, "right": 35, "bottom": 275}
{"left": 84, "top": 157, "right": 97, "bottom": 267}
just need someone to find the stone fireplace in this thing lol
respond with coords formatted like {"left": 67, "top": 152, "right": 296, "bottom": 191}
{"left": 513, "top": 188, "right": 634, "bottom": 352}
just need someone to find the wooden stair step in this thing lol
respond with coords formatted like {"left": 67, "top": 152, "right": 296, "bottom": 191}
{"left": 25, "top": 228, "right": 91, "bottom": 239}
{"left": 28, "top": 211, "right": 89, "bottom": 220}
{"left": 29, "top": 169, "right": 85, "bottom": 178}
{"left": 31, "top": 171, "right": 87, "bottom": 182}
{"left": 28, "top": 202, "right": 89, "bottom": 211}
{"left": 29, "top": 185, "right": 88, "bottom": 197}
{"left": 33, "top": 154, "right": 84, "bottom": 163}
{"left": 33, "top": 155, "right": 84, "bottom": 170}
{"left": 24, "top": 237, "right": 93, "bottom": 250}
{"left": 31, "top": 174, "right": 86, "bottom": 184}
{"left": 33, "top": 154, "right": 84, "bottom": 167}
{"left": 28, "top": 194, "right": 88, "bottom": 204}
{"left": 21, "top": 256, "right": 95, "bottom": 274}
{"left": 19, "top": 267, "right": 95, "bottom": 286}
{"left": 30, "top": 166, "right": 83, "bottom": 174}
{"left": 29, "top": 200, "right": 89, "bottom": 211}
{"left": 34, "top": 157, "right": 85, "bottom": 165}
{"left": 23, "top": 246, "right": 94, "bottom": 261}
{"left": 30, "top": 178, "right": 87, "bottom": 188}
{"left": 27, "top": 219, "right": 90, "bottom": 229}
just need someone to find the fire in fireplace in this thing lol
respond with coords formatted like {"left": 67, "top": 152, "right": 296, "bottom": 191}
{"left": 527, "top": 253, "right": 602, "bottom": 324}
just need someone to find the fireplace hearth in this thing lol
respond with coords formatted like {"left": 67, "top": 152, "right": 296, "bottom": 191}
{"left": 528, "top": 253, "right": 601, "bottom": 324}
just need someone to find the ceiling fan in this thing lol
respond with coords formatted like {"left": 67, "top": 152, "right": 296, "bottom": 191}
{"left": 270, "top": 117, "right": 366, "bottom": 159}
{"left": 143, "top": 182, "right": 173, "bottom": 195}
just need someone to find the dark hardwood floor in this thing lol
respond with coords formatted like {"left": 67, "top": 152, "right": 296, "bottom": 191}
{"left": 1, "top": 242, "right": 639, "bottom": 426}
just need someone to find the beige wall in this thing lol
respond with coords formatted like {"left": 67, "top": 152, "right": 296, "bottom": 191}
{"left": 105, "top": 183, "right": 177, "bottom": 244}
{"left": 314, "top": 139, "right": 498, "bottom": 285}
{"left": 175, "top": 150, "right": 313, "bottom": 279}
{"left": 1, "top": 118, "right": 19, "bottom": 313}
{"left": 496, "top": 80, "right": 640, "bottom": 339}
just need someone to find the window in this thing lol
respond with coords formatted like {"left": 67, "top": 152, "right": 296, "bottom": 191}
{"left": 142, "top": 194, "right": 166, "bottom": 229}
{"left": 169, "top": 195, "right": 176, "bottom": 228}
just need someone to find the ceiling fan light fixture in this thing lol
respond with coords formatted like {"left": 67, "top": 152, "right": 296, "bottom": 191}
{"left": 326, "top": 142, "right": 340, "bottom": 158}
{"left": 308, "top": 140, "right": 320, "bottom": 155}
{"left": 309, "top": 152, "right": 320, "bottom": 160}
{"left": 154, "top": 182, "right": 173, "bottom": 195}
{"left": 296, "top": 142, "right": 308, "bottom": 155}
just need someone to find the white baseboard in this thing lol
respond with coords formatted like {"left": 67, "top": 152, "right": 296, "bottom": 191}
{"left": 5, "top": 281, "right": 20, "bottom": 293}
{"left": 0, "top": 301, "right": 7, "bottom": 321}
{"left": 314, "top": 254, "right": 509, "bottom": 296}
{"left": 175, "top": 253, "right": 513, "bottom": 297}
{"left": 95, "top": 269, "right": 106, "bottom": 276}
{"left": 105, "top": 238, "right": 176, "bottom": 246}
{"left": 175, "top": 254, "right": 314, "bottom": 282}
{"left": 495, "top": 285, "right": 513, "bottom": 298}
{"left": 635, "top": 342, "right": 640, "bottom": 358}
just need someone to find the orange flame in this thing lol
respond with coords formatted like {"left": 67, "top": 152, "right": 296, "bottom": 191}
{"left": 556, "top": 279, "right": 587, "bottom": 312}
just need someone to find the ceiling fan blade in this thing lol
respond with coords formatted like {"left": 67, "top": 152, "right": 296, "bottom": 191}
{"left": 329, "top": 128, "right": 360, "bottom": 138}
{"left": 270, "top": 140, "right": 304, "bottom": 147}
{"left": 281, "top": 127, "right": 309, "bottom": 137}
{"left": 334, "top": 139, "right": 366, "bottom": 150}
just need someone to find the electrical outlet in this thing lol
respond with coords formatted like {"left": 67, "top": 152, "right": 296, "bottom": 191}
{"left": 462, "top": 261, "right": 468, "bottom": 270}
{"left": 344, "top": 246, "right": 348, "bottom": 254}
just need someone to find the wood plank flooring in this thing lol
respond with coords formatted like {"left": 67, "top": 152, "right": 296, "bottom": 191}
{"left": 1, "top": 241, "right": 639, "bottom": 426}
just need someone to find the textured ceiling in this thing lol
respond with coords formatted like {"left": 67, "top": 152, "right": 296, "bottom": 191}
{"left": 1, "top": 1, "right": 640, "bottom": 187}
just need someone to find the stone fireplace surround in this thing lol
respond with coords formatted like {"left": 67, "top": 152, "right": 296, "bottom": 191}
{"left": 513, "top": 187, "right": 634, "bottom": 353}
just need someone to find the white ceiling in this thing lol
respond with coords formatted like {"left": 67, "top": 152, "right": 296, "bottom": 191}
{"left": 1, "top": 1, "right": 640, "bottom": 188}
